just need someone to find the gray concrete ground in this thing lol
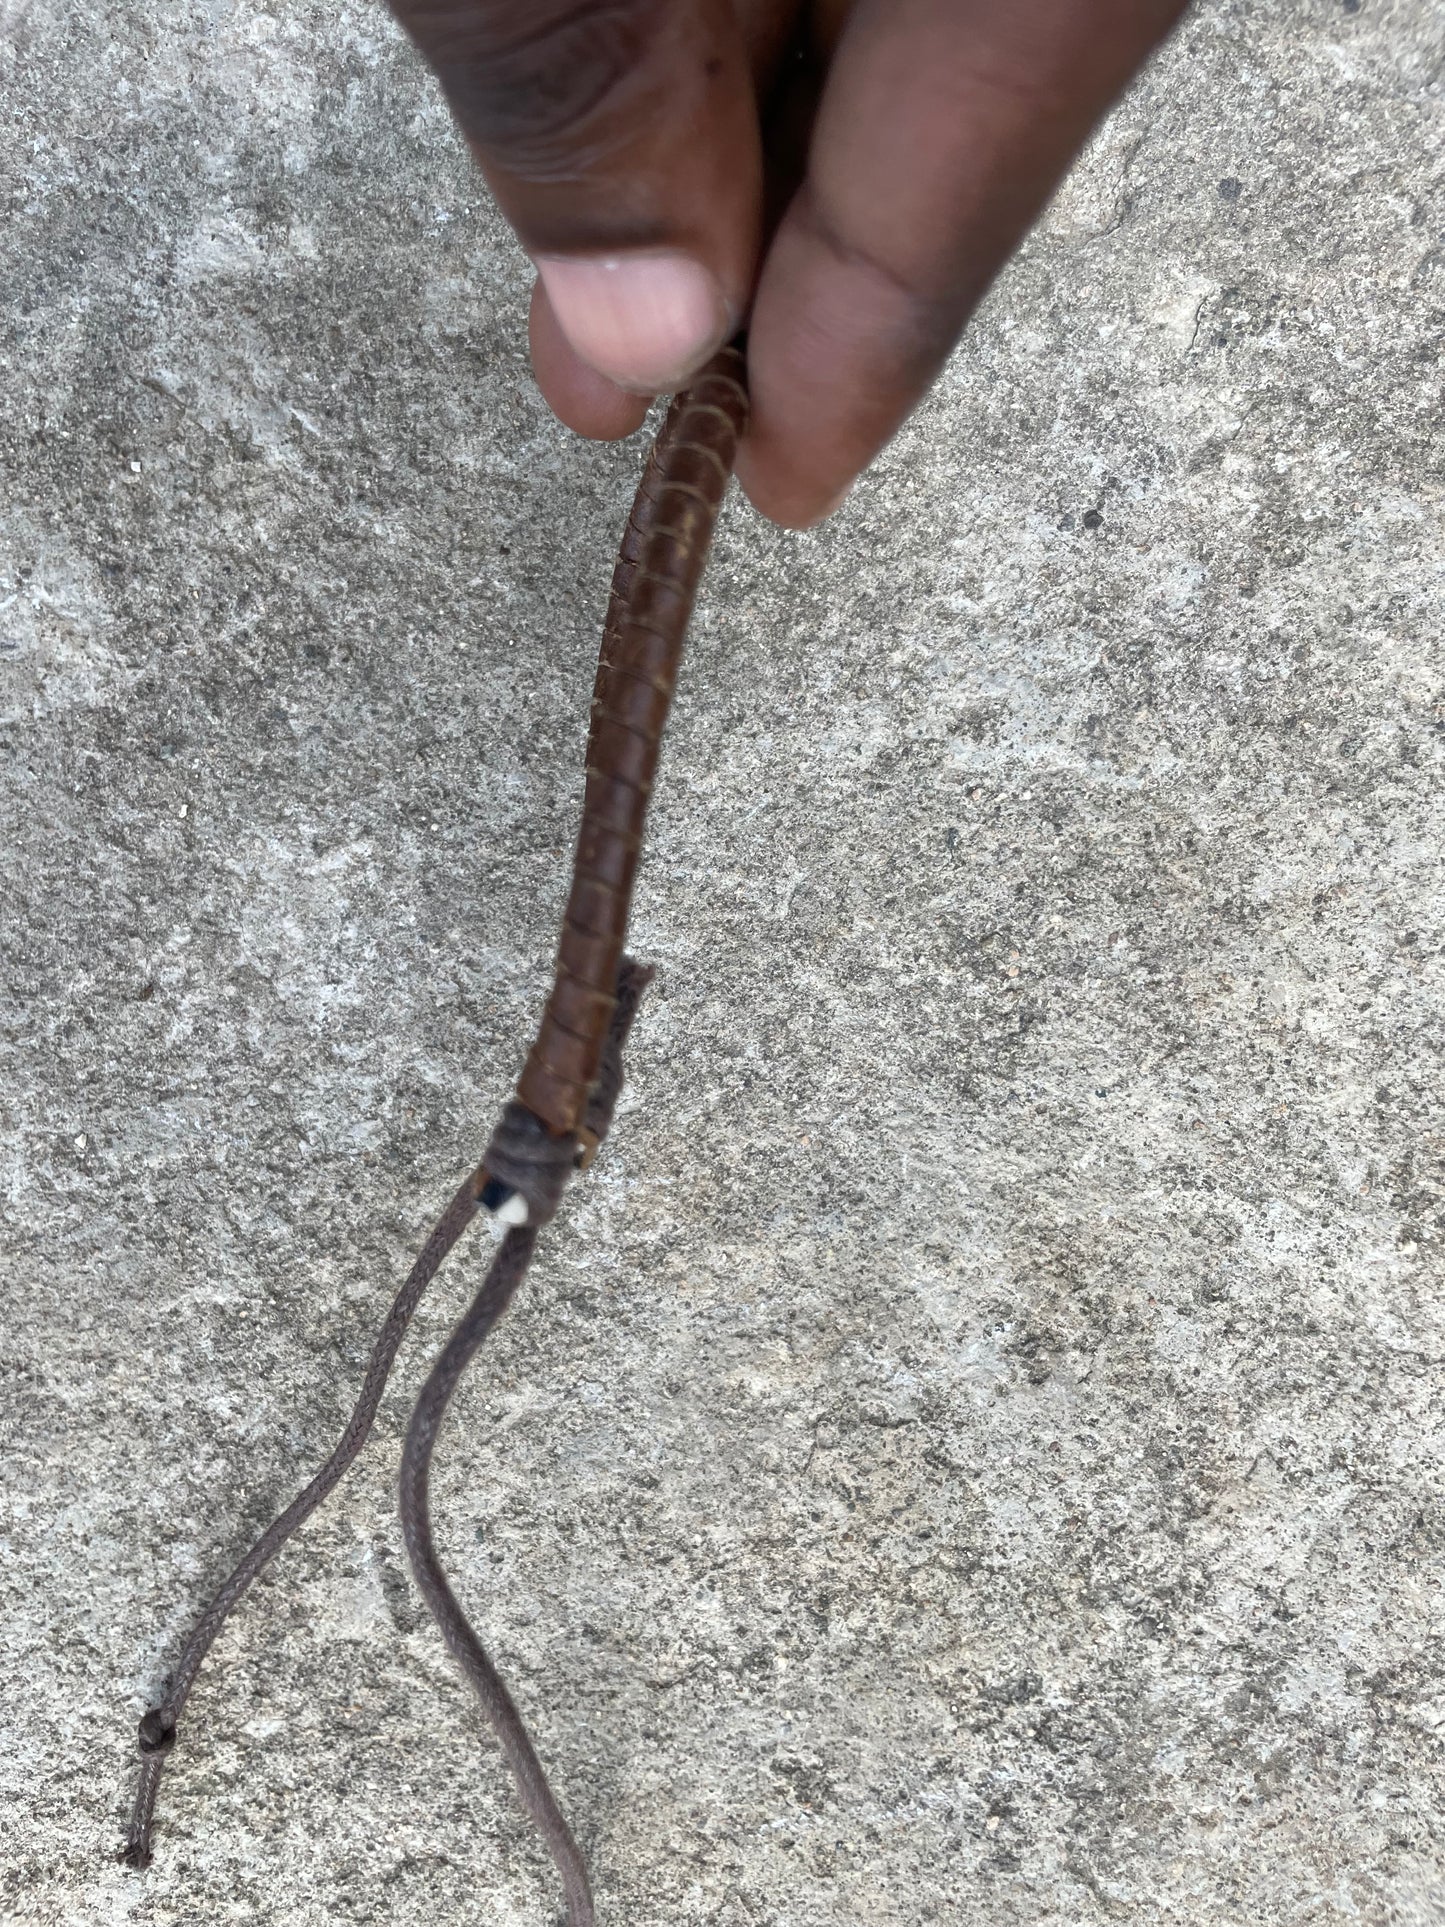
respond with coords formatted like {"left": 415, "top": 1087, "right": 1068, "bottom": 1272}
{"left": 3, "top": 3, "right": 1443, "bottom": 1923}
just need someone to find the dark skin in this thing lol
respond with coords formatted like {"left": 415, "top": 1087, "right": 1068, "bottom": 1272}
{"left": 387, "top": 0, "right": 1191, "bottom": 528}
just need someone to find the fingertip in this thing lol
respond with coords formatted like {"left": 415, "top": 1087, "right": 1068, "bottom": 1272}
{"left": 529, "top": 280, "right": 652, "bottom": 442}
{"left": 534, "top": 251, "right": 734, "bottom": 395}
{"left": 806, "top": 481, "right": 855, "bottom": 527}
{"left": 733, "top": 181, "right": 950, "bottom": 534}
{"left": 734, "top": 442, "right": 855, "bottom": 531}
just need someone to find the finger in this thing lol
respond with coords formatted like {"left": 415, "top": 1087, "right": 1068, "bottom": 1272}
{"left": 737, "top": 0, "right": 1190, "bottom": 526}
{"left": 522, "top": 2, "right": 798, "bottom": 441}
{"left": 522, "top": 1, "right": 799, "bottom": 438}
{"left": 528, "top": 280, "right": 651, "bottom": 440}
{"left": 390, "top": 0, "right": 764, "bottom": 392}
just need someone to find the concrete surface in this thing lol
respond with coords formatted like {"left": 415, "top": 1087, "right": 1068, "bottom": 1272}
{"left": 2, "top": 3, "right": 1443, "bottom": 1923}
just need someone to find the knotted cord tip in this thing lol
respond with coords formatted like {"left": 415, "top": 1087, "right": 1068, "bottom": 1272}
{"left": 615, "top": 955, "right": 656, "bottom": 998}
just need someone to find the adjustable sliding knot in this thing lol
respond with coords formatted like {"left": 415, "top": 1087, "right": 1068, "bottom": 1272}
{"left": 478, "top": 958, "right": 657, "bottom": 1225}
{"left": 137, "top": 1708, "right": 177, "bottom": 1756}
{"left": 478, "top": 1101, "right": 577, "bottom": 1228}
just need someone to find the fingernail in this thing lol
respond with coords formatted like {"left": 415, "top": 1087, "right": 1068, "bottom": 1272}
{"left": 534, "top": 252, "right": 731, "bottom": 393}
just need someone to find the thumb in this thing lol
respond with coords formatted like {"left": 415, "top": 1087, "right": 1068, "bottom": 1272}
{"left": 390, "top": 0, "right": 762, "bottom": 392}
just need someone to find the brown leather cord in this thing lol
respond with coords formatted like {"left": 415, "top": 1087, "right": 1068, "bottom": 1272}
{"left": 397, "top": 1221, "right": 587, "bottom": 1908}
{"left": 517, "top": 344, "right": 749, "bottom": 1138}
{"left": 122, "top": 346, "right": 748, "bottom": 1920}
{"left": 122, "top": 962, "right": 648, "bottom": 1885}
{"left": 122, "top": 1167, "right": 484, "bottom": 1870}
{"left": 396, "top": 965, "right": 653, "bottom": 1927}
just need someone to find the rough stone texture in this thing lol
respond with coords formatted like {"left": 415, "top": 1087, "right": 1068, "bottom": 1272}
{"left": 2, "top": 3, "right": 1443, "bottom": 1923}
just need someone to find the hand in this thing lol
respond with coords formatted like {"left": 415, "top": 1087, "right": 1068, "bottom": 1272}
{"left": 388, "top": 1, "right": 1189, "bottom": 527}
